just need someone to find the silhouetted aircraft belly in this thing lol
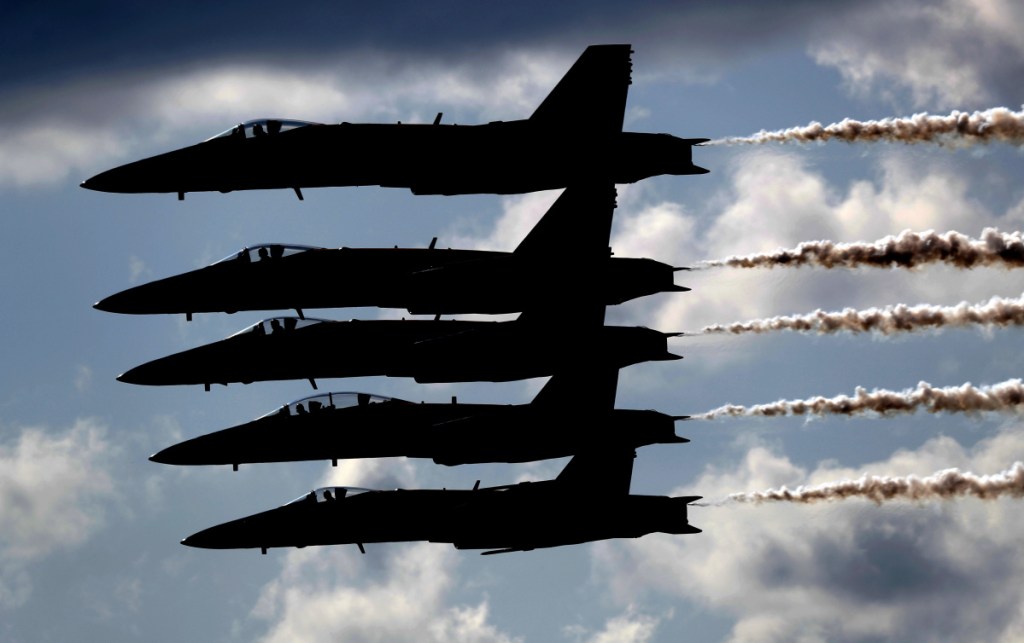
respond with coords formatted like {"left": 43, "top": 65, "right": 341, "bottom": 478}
{"left": 94, "top": 244, "right": 687, "bottom": 318}
{"left": 116, "top": 316, "right": 681, "bottom": 388}
{"left": 148, "top": 390, "right": 689, "bottom": 468}
{"left": 180, "top": 482, "right": 703, "bottom": 554}
{"left": 81, "top": 44, "right": 709, "bottom": 198}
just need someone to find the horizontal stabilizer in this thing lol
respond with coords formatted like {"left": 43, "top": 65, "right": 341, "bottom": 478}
{"left": 480, "top": 548, "right": 524, "bottom": 555}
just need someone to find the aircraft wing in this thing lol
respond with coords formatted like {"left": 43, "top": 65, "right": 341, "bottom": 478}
{"left": 529, "top": 44, "right": 632, "bottom": 135}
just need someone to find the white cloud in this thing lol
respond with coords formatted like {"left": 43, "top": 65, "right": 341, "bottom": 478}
{"left": 73, "top": 364, "right": 92, "bottom": 392}
{"left": 808, "top": 0, "right": 1024, "bottom": 108}
{"left": 128, "top": 255, "right": 150, "bottom": 284}
{"left": 0, "top": 420, "right": 116, "bottom": 608}
{"left": 571, "top": 607, "right": 663, "bottom": 643}
{"left": 610, "top": 149, "right": 1024, "bottom": 338}
{"left": 446, "top": 190, "right": 563, "bottom": 252}
{"left": 591, "top": 427, "right": 1024, "bottom": 642}
{"left": 249, "top": 458, "right": 519, "bottom": 642}
{"left": 0, "top": 121, "right": 129, "bottom": 188}
{"left": 252, "top": 543, "right": 519, "bottom": 643}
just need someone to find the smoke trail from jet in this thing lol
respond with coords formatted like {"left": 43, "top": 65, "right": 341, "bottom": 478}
{"left": 723, "top": 462, "right": 1024, "bottom": 505}
{"left": 694, "top": 379, "right": 1024, "bottom": 420}
{"left": 698, "top": 229, "right": 1024, "bottom": 271}
{"left": 707, "top": 107, "right": 1024, "bottom": 147}
{"left": 701, "top": 294, "right": 1024, "bottom": 336}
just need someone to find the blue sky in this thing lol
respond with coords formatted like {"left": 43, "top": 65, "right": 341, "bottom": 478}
{"left": 3, "top": 1, "right": 1024, "bottom": 641}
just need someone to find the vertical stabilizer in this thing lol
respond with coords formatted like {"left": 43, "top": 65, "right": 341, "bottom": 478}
{"left": 513, "top": 182, "right": 616, "bottom": 329}
{"left": 529, "top": 44, "right": 632, "bottom": 134}
{"left": 556, "top": 449, "right": 636, "bottom": 495}
{"left": 531, "top": 368, "right": 619, "bottom": 412}
{"left": 513, "top": 183, "right": 616, "bottom": 264}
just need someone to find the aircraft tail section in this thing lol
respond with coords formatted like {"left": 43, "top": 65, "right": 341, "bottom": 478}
{"left": 512, "top": 182, "right": 616, "bottom": 329}
{"left": 531, "top": 368, "right": 619, "bottom": 411}
{"left": 529, "top": 44, "right": 632, "bottom": 134}
{"left": 513, "top": 183, "right": 616, "bottom": 264}
{"left": 556, "top": 448, "right": 636, "bottom": 495}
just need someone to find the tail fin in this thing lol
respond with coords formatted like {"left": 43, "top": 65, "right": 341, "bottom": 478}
{"left": 530, "top": 44, "right": 632, "bottom": 135}
{"left": 513, "top": 182, "right": 616, "bottom": 329}
{"left": 513, "top": 183, "right": 616, "bottom": 264}
{"left": 556, "top": 448, "right": 636, "bottom": 495}
{"left": 531, "top": 368, "right": 619, "bottom": 411}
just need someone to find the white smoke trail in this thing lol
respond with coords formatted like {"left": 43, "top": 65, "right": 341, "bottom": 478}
{"left": 694, "top": 379, "right": 1024, "bottom": 420}
{"left": 707, "top": 107, "right": 1024, "bottom": 147}
{"left": 698, "top": 229, "right": 1024, "bottom": 270}
{"left": 723, "top": 462, "right": 1024, "bottom": 505}
{"left": 701, "top": 294, "right": 1024, "bottom": 336}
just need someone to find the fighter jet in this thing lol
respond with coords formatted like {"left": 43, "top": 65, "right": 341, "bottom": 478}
{"left": 117, "top": 315, "right": 681, "bottom": 388}
{"left": 149, "top": 369, "right": 689, "bottom": 469}
{"left": 80, "top": 45, "right": 708, "bottom": 199}
{"left": 181, "top": 449, "right": 702, "bottom": 555}
{"left": 94, "top": 185, "right": 689, "bottom": 319}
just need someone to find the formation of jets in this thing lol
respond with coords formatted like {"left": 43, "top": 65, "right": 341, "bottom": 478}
{"left": 89, "top": 44, "right": 706, "bottom": 555}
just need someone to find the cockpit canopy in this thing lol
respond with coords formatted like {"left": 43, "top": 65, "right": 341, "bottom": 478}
{"left": 213, "top": 243, "right": 323, "bottom": 265}
{"left": 260, "top": 391, "right": 410, "bottom": 419}
{"left": 285, "top": 486, "right": 374, "bottom": 506}
{"left": 207, "top": 119, "right": 319, "bottom": 141}
{"left": 229, "top": 316, "right": 327, "bottom": 338}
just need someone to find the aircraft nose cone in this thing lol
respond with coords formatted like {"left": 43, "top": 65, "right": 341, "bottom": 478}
{"left": 117, "top": 361, "right": 164, "bottom": 386}
{"left": 81, "top": 168, "right": 123, "bottom": 193}
{"left": 181, "top": 528, "right": 216, "bottom": 549}
{"left": 149, "top": 446, "right": 176, "bottom": 465}
{"left": 94, "top": 287, "right": 149, "bottom": 315}
{"left": 94, "top": 292, "right": 125, "bottom": 313}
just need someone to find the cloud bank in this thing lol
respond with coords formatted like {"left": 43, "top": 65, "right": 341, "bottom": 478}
{"left": 592, "top": 429, "right": 1024, "bottom": 642}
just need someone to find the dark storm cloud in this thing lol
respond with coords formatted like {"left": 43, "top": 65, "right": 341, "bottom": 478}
{"left": 3, "top": 0, "right": 864, "bottom": 90}
{"left": 755, "top": 513, "right": 1024, "bottom": 639}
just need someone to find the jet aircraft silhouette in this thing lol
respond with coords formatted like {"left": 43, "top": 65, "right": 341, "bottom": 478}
{"left": 149, "top": 369, "right": 689, "bottom": 469}
{"left": 81, "top": 45, "right": 708, "bottom": 199}
{"left": 182, "top": 448, "right": 702, "bottom": 555}
{"left": 117, "top": 316, "right": 681, "bottom": 388}
{"left": 95, "top": 186, "right": 688, "bottom": 319}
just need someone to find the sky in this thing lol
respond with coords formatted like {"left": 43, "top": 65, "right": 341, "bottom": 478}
{"left": 3, "top": 0, "right": 1024, "bottom": 641}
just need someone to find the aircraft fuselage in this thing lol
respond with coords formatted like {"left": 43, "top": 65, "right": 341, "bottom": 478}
{"left": 95, "top": 246, "right": 685, "bottom": 317}
{"left": 150, "top": 395, "right": 688, "bottom": 467}
{"left": 182, "top": 483, "right": 702, "bottom": 553}
{"left": 82, "top": 121, "right": 708, "bottom": 196}
{"left": 117, "top": 317, "right": 681, "bottom": 387}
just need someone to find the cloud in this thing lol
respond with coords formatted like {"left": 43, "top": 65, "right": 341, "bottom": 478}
{"left": 248, "top": 459, "right": 518, "bottom": 643}
{"left": 73, "top": 365, "right": 93, "bottom": 392}
{"left": 564, "top": 607, "right": 664, "bottom": 643}
{"left": 446, "top": 190, "right": 563, "bottom": 251}
{"left": 252, "top": 544, "right": 519, "bottom": 643}
{"left": 609, "top": 149, "right": 1024, "bottom": 337}
{"left": 0, "top": 419, "right": 116, "bottom": 608}
{"left": 808, "top": 0, "right": 1024, "bottom": 108}
{"left": 2, "top": 2, "right": 880, "bottom": 92}
{"left": 591, "top": 428, "right": 1024, "bottom": 641}
{"left": 0, "top": 52, "right": 568, "bottom": 188}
